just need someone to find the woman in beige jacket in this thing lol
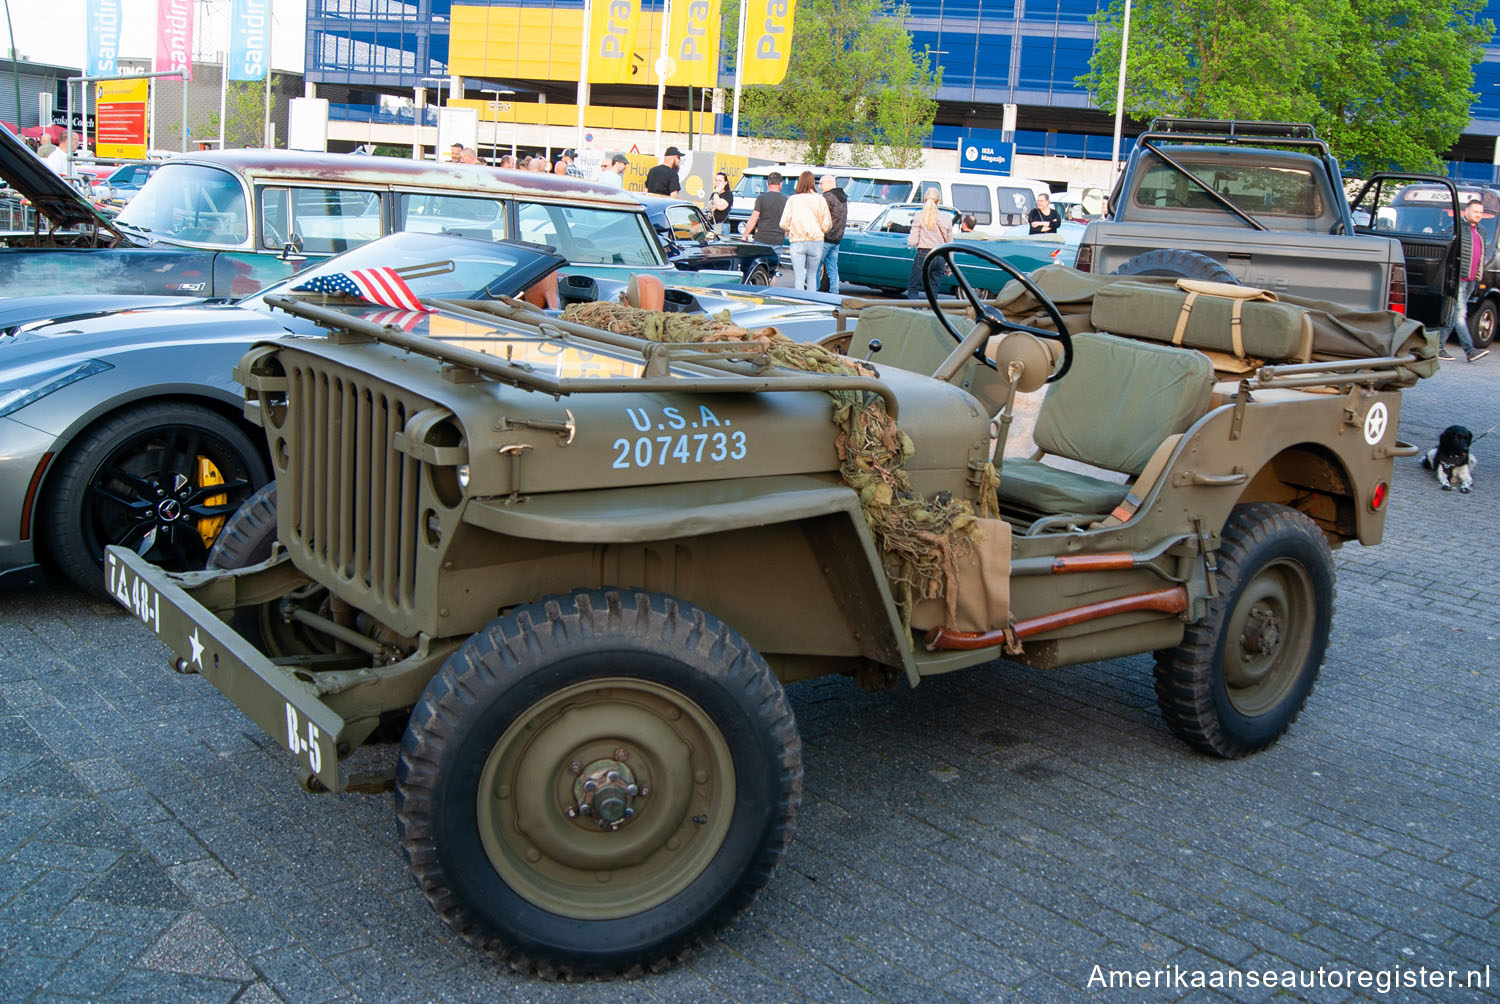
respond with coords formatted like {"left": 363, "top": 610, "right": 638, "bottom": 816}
{"left": 779, "top": 171, "right": 833, "bottom": 291}
{"left": 903, "top": 187, "right": 953, "bottom": 299}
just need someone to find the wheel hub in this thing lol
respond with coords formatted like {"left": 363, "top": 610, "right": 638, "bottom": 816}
{"left": 1240, "top": 606, "right": 1282, "bottom": 657}
{"left": 566, "top": 750, "right": 647, "bottom": 830}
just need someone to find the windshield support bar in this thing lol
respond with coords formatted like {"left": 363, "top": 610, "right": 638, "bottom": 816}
{"left": 265, "top": 294, "right": 902, "bottom": 418}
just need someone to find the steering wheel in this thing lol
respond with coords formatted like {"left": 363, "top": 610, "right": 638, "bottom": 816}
{"left": 921, "top": 242, "right": 1073, "bottom": 383}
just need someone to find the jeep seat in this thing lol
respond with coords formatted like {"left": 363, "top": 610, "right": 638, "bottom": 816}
{"left": 996, "top": 332, "right": 1214, "bottom": 519}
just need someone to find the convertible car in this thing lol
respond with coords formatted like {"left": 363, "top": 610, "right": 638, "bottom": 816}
{"left": 0, "top": 231, "right": 848, "bottom": 593}
{"left": 0, "top": 126, "right": 704, "bottom": 299}
{"left": 635, "top": 193, "right": 782, "bottom": 285}
{"left": 838, "top": 203, "right": 1082, "bottom": 295}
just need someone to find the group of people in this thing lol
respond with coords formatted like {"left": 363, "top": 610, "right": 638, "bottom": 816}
{"left": 449, "top": 142, "right": 631, "bottom": 183}
{"left": 742, "top": 170, "right": 848, "bottom": 293}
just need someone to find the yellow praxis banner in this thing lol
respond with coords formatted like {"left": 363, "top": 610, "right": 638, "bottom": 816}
{"left": 666, "top": 0, "right": 721, "bottom": 87}
{"left": 741, "top": 0, "right": 795, "bottom": 86}
{"left": 588, "top": 0, "right": 641, "bottom": 85}
{"left": 453, "top": 4, "right": 673, "bottom": 85}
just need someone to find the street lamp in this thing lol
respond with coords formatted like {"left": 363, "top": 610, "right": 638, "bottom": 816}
{"left": 1110, "top": 0, "right": 1133, "bottom": 183}
{"left": 482, "top": 87, "right": 515, "bottom": 164}
{"left": 418, "top": 76, "right": 448, "bottom": 160}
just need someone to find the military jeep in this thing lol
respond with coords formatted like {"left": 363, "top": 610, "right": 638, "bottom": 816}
{"left": 106, "top": 246, "right": 1432, "bottom": 976}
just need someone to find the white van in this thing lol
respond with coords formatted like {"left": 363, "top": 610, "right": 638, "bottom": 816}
{"left": 842, "top": 170, "right": 1051, "bottom": 233}
{"left": 726, "top": 164, "right": 866, "bottom": 235}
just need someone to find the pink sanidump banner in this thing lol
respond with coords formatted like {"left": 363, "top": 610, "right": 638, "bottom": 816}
{"left": 155, "top": 0, "right": 194, "bottom": 82}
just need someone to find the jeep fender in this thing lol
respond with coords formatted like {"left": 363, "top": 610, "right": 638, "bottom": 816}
{"left": 459, "top": 474, "right": 918, "bottom": 684}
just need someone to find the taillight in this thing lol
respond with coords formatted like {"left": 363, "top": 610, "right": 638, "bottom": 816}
{"left": 1075, "top": 244, "right": 1094, "bottom": 273}
{"left": 1387, "top": 263, "right": 1406, "bottom": 314}
{"left": 1371, "top": 481, "right": 1388, "bottom": 511}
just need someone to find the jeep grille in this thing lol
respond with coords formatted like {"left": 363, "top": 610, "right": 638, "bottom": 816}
{"left": 284, "top": 358, "right": 426, "bottom": 613}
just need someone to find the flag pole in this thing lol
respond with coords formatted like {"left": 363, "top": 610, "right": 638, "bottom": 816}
{"left": 730, "top": 0, "right": 746, "bottom": 154}
{"left": 263, "top": 4, "right": 273, "bottom": 147}
{"left": 653, "top": 0, "right": 670, "bottom": 155}
{"left": 577, "top": 0, "right": 591, "bottom": 151}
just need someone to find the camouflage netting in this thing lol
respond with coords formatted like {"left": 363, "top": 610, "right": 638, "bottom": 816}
{"left": 563, "top": 301, "right": 990, "bottom": 625}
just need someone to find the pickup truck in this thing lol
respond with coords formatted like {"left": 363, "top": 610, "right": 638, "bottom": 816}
{"left": 1076, "top": 119, "right": 1460, "bottom": 330}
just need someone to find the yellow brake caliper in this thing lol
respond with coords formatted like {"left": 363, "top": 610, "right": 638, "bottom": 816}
{"left": 196, "top": 457, "right": 227, "bottom": 548}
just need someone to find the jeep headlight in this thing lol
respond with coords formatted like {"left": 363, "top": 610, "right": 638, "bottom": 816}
{"left": 0, "top": 359, "right": 114, "bottom": 419}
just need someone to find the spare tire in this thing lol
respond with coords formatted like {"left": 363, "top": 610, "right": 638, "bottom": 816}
{"left": 1112, "top": 249, "right": 1239, "bottom": 285}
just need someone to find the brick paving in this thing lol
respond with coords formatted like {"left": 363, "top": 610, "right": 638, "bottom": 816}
{"left": 0, "top": 358, "right": 1497, "bottom": 1002}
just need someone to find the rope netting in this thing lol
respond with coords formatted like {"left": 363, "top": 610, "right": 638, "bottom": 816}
{"left": 562, "top": 301, "right": 992, "bottom": 625}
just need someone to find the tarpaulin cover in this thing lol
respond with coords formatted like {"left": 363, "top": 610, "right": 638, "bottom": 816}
{"left": 996, "top": 265, "right": 1437, "bottom": 385}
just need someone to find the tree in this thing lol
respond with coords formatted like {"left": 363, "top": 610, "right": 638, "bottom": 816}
{"left": 202, "top": 78, "right": 278, "bottom": 150}
{"left": 1317, "top": 0, "right": 1490, "bottom": 173}
{"left": 736, "top": 0, "right": 940, "bottom": 166}
{"left": 1081, "top": 0, "right": 1490, "bottom": 172}
{"left": 870, "top": 47, "right": 942, "bottom": 169}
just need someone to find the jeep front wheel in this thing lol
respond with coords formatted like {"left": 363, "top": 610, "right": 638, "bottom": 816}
{"left": 395, "top": 588, "right": 802, "bottom": 977}
{"left": 1153, "top": 503, "right": 1333, "bottom": 758}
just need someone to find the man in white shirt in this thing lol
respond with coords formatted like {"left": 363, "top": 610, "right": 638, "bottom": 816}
{"left": 596, "top": 154, "right": 629, "bottom": 189}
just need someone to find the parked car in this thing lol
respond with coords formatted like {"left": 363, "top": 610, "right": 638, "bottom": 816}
{"left": 0, "top": 126, "right": 704, "bottom": 299}
{"left": 1387, "top": 182, "right": 1500, "bottom": 347}
{"left": 635, "top": 193, "right": 781, "bottom": 284}
{"left": 837, "top": 203, "right": 1080, "bottom": 295}
{"left": 96, "top": 160, "right": 161, "bottom": 203}
{"left": 0, "top": 230, "right": 851, "bottom": 593}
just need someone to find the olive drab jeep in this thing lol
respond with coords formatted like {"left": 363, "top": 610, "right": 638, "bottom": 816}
{"left": 106, "top": 245, "right": 1434, "bottom": 976}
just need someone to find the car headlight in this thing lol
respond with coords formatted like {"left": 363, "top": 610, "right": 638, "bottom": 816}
{"left": 0, "top": 360, "right": 114, "bottom": 419}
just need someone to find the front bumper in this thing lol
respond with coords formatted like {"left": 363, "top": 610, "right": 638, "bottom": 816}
{"left": 0, "top": 415, "right": 60, "bottom": 582}
{"left": 104, "top": 546, "right": 344, "bottom": 790}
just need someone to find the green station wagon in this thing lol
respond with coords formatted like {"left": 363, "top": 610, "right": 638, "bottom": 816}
{"left": 0, "top": 130, "right": 691, "bottom": 300}
{"left": 838, "top": 202, "right": 1080, "bottom": 295}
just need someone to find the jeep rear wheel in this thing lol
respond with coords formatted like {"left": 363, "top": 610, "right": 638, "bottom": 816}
{"left": 1153, "top": 503, "right": 1333, "bottom": 757}
{"left": 395, "top": 588, "right": 802, "bottom": 977}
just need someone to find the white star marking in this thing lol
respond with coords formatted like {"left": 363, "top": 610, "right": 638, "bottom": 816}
{"left": 187, "top": 628, "right": 205, "bottom": 670}
{"left": 1363, "top": 402, "right": 1389, "bottom": 446}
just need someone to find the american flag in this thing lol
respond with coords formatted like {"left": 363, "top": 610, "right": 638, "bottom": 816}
{"left": 292, "top": 267, "right": 434, "bottom": 312}
{"left": 364, "top": 308, "right": 430, "bottom": 331}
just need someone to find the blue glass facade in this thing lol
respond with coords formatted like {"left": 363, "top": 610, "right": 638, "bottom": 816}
{"left": 305, "top": 0, "right": 1500, "bottom": 173}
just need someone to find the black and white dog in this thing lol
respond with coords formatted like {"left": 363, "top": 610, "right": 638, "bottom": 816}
{"left": 1423, "top": 425, "right": 1476, "bottom": 492}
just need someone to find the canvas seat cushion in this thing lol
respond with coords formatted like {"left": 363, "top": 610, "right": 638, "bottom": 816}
{"left": 1032, "top": 332, "right": 1213, "bottom": 476}
{"left": 996, "top": 332, "right": 1213, "bottom": 517}
{"left": 994, "top": 457, "right": 1130, "bottom": 515}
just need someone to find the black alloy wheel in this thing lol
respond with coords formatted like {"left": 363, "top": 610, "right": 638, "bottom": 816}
{"left": 46, "top": 402, "right": 269, "bottom": 595}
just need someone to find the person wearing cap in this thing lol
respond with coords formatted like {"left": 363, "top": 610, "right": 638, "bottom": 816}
{"left": 554, "top": 149, "right": 584, "bottom": 178}
{"left": 597, "top": 153, "right": 630, "bottom": 189}
{"left": 645, "top": 146, "right": 683, "bottom": 197}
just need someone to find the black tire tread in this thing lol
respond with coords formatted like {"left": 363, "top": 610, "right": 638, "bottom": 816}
{"left": 1111, "top": 249, "right": 1240, "bottom": 285}
{"left": 394, "top": 588, "right": 802, "bottom": 979}
{"left": 1152, "top": 502, "right": 1333, "bottom": 758}
{"left": 206, "top": 481, "right": 278, "bottom": 569}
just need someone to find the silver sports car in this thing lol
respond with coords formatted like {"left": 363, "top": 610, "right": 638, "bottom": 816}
{"left": 0, "top": 230, "right": 848, "bottom": 592}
